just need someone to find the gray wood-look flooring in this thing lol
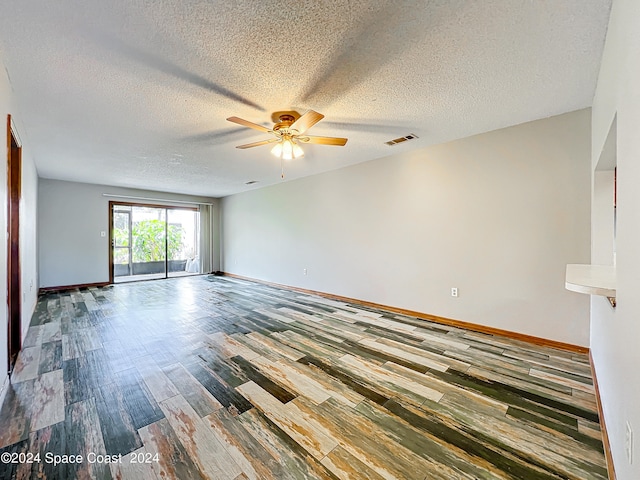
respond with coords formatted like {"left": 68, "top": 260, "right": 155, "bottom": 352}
{"left": 0, "top": 275, "right": 607, "bottom": 479}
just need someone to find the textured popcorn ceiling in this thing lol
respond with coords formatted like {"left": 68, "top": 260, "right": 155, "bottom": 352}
{"left": 0, "top": 0, "right": 611, "bottom": 197}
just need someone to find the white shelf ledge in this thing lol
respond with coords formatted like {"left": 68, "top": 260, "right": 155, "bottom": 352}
{"left": 565, "top": 264, "right": 616, "bottom": 298}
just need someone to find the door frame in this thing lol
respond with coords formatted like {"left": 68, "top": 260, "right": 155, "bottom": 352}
{"left": 110, "top": 206, "right": 133, "bottom": 280}
{"left": 108, "top": 201, "right": 198, "bottom": 283}
{"left": 6, "top": 114, "right": 22, "bottom": 375}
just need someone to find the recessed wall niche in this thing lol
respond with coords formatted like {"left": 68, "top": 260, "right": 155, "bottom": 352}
{"left": 565, "top": 115, "right": 617, "bottom": 305}
{"left": 593, "top": 115, "right": 617, "bottom": 266}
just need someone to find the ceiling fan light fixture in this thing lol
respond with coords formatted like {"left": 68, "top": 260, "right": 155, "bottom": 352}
{"left": 282, "top": 138, "right": 294, "bottom": 160}
{"left": 271, "top": 142, "right": 283, "bottom": 157}
{"left": 292, "top": 142, "right": 304, "bottom": 159}
{"left": 271, "top": 136, "right": 304, "bottom": 161}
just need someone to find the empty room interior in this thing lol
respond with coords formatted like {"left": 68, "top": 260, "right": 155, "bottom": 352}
{"left": 1, "top": 1, "right": 638, "bottom": 479}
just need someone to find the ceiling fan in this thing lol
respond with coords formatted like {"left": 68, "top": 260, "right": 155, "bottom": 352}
{"left": 226, "top": 110, "right": 348, "bottom": 161}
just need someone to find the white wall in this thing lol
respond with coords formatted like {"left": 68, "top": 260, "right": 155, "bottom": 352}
{"left": 0, "top": 59, "right": 39, "bottom": 403}
{"left": 20, "top": 133, "right": 38, "bottom": 339}
{"left": 222, "top": 109, "right": 592, "bottom": 347}
{"left": 590, "top": 0, "right": 640, "bottom": 477}
{"left": 38, "top": 179, "right": 219, "bottom": 288}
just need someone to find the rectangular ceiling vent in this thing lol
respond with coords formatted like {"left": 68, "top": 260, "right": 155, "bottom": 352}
{"left": 385, "top": 133, "right": 418, "bottom": 146}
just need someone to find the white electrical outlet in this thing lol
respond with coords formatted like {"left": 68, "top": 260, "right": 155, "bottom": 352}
{"left": 451, "top": 287, "right": 458, "bottom": 297}
{"left": 626, "top": 421, "right": 633, "bottom": 464}
{"left": 303, "top": 268, "right": 307, "bottom": 276}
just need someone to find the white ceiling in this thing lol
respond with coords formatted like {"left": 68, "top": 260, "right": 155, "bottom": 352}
{"left": 0, "top": 0, "right": 611, "bottom": 198}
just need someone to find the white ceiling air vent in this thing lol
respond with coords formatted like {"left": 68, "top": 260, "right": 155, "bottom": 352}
{"left": 385, "top": 134, "right": 419, "bottom": 146}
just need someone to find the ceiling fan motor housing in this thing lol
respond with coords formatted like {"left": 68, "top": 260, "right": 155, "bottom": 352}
{"left": 273, "top": 114, "right": 296, "bottom": 134}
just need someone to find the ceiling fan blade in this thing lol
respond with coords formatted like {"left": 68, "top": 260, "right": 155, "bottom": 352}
{"left": 227, "top": 117, "right": 272, "bottom": 133}
{"left": 291, "top": 110, "right": 324, "bottom": 135}
{"left": 236, "top": 138, "right": 279, "bottom": 149}
{"left": 298, "top": 135, "right": 348, "bottom": 146}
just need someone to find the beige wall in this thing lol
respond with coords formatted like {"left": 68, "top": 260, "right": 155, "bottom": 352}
{"left": 222, "top": 109, "right": 592, "bottom": 346}
{"left": 590, "top": 0, "right": 640, "bottom": 477}
{"left": 37, "top": 179, "right": 219, "bottom": 288}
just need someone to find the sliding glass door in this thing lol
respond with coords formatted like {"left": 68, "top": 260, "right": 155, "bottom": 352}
{"left": 111, "top": 202, "right": 200, "bottom": 283}
{"left": 112, "top": 208, "right": 133, "bottom": 277}
{"left": 167, "top": 208, "right": 200, "bottom": 278}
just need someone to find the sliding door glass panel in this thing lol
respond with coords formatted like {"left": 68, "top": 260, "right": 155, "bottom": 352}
{"left": 167, "top": 209, "right": 200, "bottom": 278}
{"left": 113, "top": 207, "right": 132, "bottom": 279}
{"left": 130, "top": 206, "right": 167, "bottom": 281}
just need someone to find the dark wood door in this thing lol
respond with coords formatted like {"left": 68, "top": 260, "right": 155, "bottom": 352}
{"left": 6, "top": 114, "right": 22, "bottom": 374}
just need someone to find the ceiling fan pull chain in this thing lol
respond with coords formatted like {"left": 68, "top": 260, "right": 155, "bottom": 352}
{"left": 281, "top": 156, "right": 285, "bottom": 179}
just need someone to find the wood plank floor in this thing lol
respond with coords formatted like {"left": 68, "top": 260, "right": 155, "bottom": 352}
{"left": 0, "top": 275, "right": 607, "bottom": 479}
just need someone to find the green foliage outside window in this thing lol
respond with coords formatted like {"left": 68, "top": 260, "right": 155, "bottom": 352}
{"left": 131, "top": 220, "right": 184, "bottom": 262}
{"left": 112, "top": 219, "right": 185, "bottom": 265}
{"left": 114, "top": 228, "right": 129, "bottom": 247}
